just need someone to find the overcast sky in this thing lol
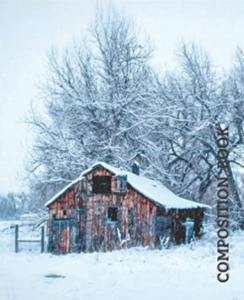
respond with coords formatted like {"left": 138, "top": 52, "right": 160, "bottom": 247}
{"left": 1, "top": 0, "right": 244, "bottom": 194}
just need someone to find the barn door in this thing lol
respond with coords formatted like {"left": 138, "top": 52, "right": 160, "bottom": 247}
{"left": 52, "top": 219, "right": 76, "bottom": 254}
{"left": 156, "top": 216, "right": 172, "bottom": 245}
{"left": 106, "top": 223, "right": 120, "bottom": 251}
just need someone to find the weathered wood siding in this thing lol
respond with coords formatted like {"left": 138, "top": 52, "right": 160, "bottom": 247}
{"left": 156, "top": 207, "right": 205, "bottom": 244}
{"left": 48, "top": 167, "right": 159, "bottom": 254}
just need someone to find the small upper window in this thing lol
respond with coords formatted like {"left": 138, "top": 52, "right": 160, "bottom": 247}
{"left": 108, "top": 207, "right": 118, "bottom": 222}
{"left": 93, "top": 176, "right": 111, "bottom": 194}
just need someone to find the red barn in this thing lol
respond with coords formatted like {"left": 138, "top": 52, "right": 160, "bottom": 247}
{"left": 45, "top": 162, "right": 209, "bottom": 254}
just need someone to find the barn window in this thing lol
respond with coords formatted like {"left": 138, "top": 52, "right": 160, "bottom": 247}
{"left": 107, "top": 207, "right": 118, "bottom": 222}
{"left": 93, "top": 176, "right": 111, "bottom": 193}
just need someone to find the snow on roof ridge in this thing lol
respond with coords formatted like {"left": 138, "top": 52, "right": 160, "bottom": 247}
{"left": 80, "top": 161, "right": 126, "bottom": 176}
{"left": 45, "top": 161, "right": 210, "bottom": 210}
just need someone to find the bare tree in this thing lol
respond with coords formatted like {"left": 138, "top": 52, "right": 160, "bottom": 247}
{"left": 149, "top": 42, "right": 244, "bottom": 229}
{"left": 25, "top": 6, "right": 244, "bottom": 230}
{"left": 26, "top": 6, "right": 156, "bottom": 206}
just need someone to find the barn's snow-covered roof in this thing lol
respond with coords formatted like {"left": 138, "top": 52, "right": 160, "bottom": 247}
{"left": 45, "top": 161, "right": 210, "bottom": 210}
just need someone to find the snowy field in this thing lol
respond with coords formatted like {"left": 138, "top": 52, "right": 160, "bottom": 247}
{"left": 0, "top": 221, "right": 243, "bottom": 300}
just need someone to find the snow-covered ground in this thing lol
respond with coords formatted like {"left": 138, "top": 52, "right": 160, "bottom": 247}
{"left": 0, "top": 221, "right": 243, "bottom": 300}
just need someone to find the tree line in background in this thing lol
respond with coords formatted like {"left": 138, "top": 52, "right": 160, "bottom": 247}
{"left": 2, "top": 7, "right": 244, "bottom": 229}
{"left": 0, "top": 193, "right": 30, "bottom": 220}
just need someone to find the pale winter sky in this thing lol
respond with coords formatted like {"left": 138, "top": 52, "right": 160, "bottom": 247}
{"left": 0, "top": 0, "right": 244, "bottom": 194}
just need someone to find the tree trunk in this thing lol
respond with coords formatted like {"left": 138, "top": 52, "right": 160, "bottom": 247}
{"left": 225, "top": 166, "right": 244, "bottom": 230}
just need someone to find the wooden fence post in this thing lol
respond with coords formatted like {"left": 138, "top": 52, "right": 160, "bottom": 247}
{"left": 15, "top": 225, "right": 19, "bottom": 253}
{"left": 41, "top": 226, "right": 45, "bottom": 253}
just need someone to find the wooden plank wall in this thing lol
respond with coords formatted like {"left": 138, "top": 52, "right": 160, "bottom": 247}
{"left": 48, "top": 167, "right": 158, "bottom": 253}
{"left": 48, "top": 166, "right": 205, "bottom": 253}
{"left": 156, "top": 207, "right": 205, "bottom": 244}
